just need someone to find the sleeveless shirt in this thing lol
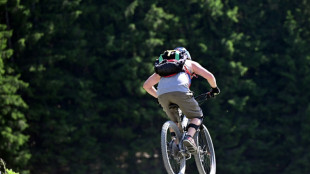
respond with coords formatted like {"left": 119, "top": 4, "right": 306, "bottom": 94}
{"left": 157, "top": 61, "right": 193, "bottom": 96}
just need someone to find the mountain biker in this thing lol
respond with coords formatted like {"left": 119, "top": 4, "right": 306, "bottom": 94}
{"left": 143, "top": 47, "right": 220, "bottom": 153}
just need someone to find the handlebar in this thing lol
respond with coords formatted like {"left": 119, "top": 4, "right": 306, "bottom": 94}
{"left": 169, "top": 92, "right": 214, "bottom": 109}
{"left": 194, "top": 92, "right": 213, "bottom": 105}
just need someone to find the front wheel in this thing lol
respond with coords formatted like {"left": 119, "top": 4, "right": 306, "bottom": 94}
{"left": 194, "top": 124, "right": 216, "bottom": 174}
{"left": 161, "top": 121, "right": 186, "bottom": 174}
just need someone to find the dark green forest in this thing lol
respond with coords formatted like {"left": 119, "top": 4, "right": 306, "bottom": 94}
{"left": 1, "top": 0, "right": 310, "bottom": 173}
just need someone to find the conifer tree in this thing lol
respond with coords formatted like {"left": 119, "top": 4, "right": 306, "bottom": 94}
{"left": 0, "top": 1, "right": 30, "bottom": 173}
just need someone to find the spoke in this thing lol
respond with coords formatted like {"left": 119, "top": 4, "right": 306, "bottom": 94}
{"left": 194, "top": 126, "right": 215, "bottom": 174}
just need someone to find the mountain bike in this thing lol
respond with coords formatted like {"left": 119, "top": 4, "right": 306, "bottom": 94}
{"left": 161, "top": 92, "right": 216, "bottom": 174}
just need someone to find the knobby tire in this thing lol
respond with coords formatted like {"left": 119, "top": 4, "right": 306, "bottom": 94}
{"left": 194, "top": 124, "right": 216, "bottom": 174}
{"left": 161, "top": 121, "right": 186, "bottom": 174}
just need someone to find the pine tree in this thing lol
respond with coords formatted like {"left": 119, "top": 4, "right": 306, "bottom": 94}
{"left": 0, "top": 1, "right": 30, "bottom": 173}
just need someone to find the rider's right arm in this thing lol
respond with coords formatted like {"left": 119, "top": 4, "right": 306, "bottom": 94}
{"left": 143, "top": 73, "right": 161, "bottom": 98}
{"left": 191, "top": 61, "right": 217, "bottom": 88}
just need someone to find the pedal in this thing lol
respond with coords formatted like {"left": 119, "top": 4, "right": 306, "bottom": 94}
{"left": 179, "top": 150, "right": 191, "bottom": 160}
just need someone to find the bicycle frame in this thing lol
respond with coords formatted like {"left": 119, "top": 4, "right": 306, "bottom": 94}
{"left": 169, "top": 104, "right": 204, "bottom": 161}
{"left": 161, "top": 92, "right": 216, "bottom": 174}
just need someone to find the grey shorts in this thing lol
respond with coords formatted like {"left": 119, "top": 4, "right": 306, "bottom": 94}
{"left": 158, "top": 91, "right": 203, "bottom": 122}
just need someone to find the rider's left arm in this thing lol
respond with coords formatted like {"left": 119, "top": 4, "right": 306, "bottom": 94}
{"left": 191, "top": 61, "right": 217, "bottom": 88}
{"left": 143, "top": 73, "right": 161, "bottom": 98}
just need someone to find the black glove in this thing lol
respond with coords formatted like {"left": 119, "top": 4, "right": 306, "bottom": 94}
{"left": 210, "top": 87, "right": 220, "bottom": 97}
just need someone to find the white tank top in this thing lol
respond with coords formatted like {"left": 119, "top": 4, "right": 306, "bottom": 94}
{"left": 157, "top": 61, "right": 193, "bottom": 96}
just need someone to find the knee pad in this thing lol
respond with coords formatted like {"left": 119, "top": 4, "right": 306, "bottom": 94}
{"left": 186, "top": 116, "right": 204, "bottom": 131}
{"left": 187, "top": 123, "right": 200, "bottom": 131}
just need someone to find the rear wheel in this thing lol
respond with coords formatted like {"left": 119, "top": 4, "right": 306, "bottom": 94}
{"left": 194, "top": 124, "right": 216, "bottom": 174}
{"left": 161, "top": 121, "right": 186, "bottom": 174}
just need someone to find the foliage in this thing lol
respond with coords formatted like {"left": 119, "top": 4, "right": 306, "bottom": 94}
{"left": 0, "top": 158, "right": 20, "bottom": 174}
{"left": 0, "top": 0, "right": 310, "bottom": 174}
{"left": 0, "top": 1, "right": 30, "bottom": 173}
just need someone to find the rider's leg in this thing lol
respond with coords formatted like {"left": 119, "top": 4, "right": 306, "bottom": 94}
{"left": 169, "top": 121, "right": 179, "bottom": 144}
{"left": 169, "top": 122, "right": 180, "bottom": 157}
{"left": 183, "top": 116, "right": 203, "bottom": 153}
{"left": 187, "top": 118, "right": 201, "bottom": 137}
{"left": 169, "top": 125, "right": 177, "bottom": 141}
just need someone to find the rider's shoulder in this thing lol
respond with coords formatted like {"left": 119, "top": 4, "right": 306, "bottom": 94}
{"left": 186, "top": 60, "right": 200, "bottom": 66}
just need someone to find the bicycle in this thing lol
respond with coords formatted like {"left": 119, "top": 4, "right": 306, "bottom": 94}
{"left": 161, "top": 92, "right": 216, "bottom": 174}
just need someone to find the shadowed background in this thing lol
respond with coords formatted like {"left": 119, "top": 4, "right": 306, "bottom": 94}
{"left": 0, "top": 0, "right": 310, "bottom": 173}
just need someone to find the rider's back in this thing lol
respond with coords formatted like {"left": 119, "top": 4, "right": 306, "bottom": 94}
{"left": 157, "top": 61, "right": 194, "bottom": 96}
